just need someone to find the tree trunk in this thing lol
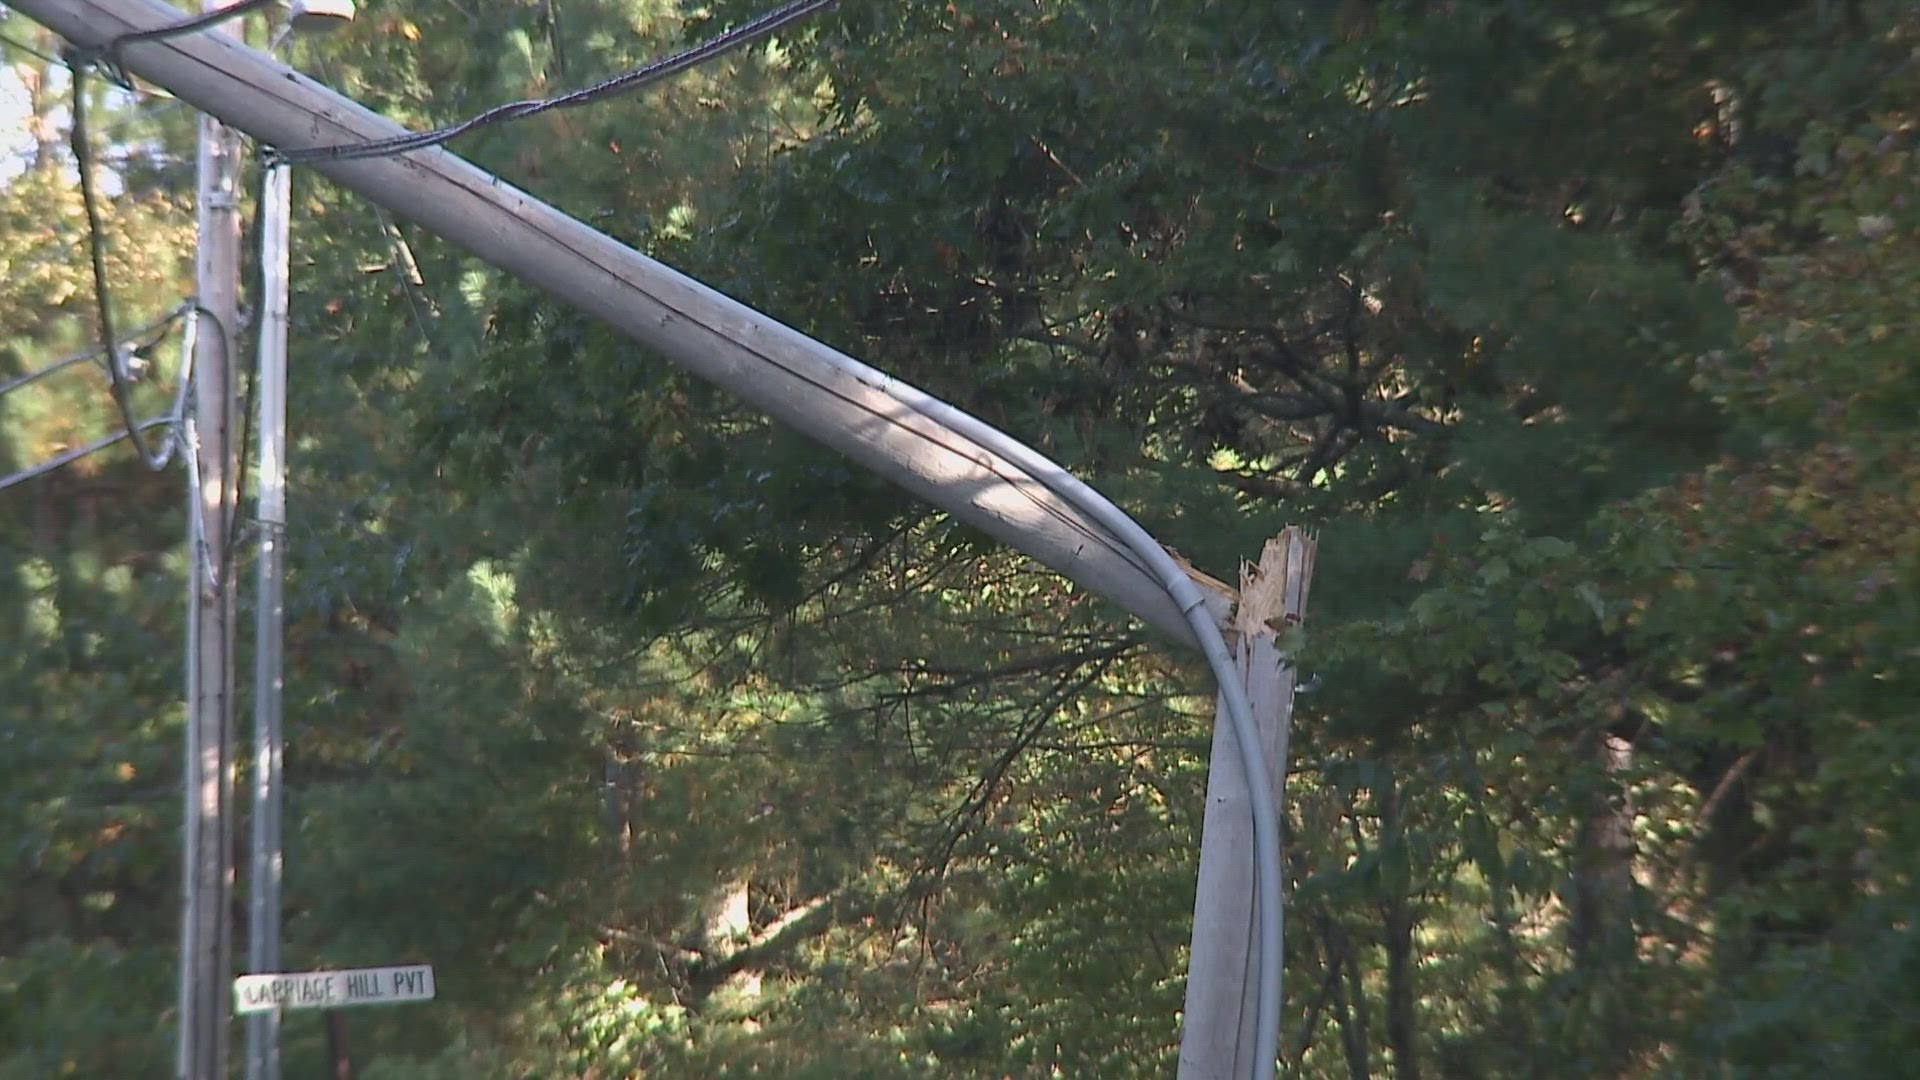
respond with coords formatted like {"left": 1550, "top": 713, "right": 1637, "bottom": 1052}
{"left": 702, "top": 876, "right": 760, "bottom": 1003}
{"left": 1377, "top": 774, "right": 1421, "bottom": 1080}
{"left": 1319, "top": 915, "right": 1372, "bottom": 1080}
{"left": 1570, "top": 733, "right": 1636, "bottom": 964}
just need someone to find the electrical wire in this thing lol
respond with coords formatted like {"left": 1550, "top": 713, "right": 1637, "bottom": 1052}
{"left": 68, "top": 0, "right": 277, "bottom": 89}
{"left": 63, "top": 56, "right": 241, "bottom": 484}
{"left": 0, "top": 308, "right": 185, "bottom": 399}
{"left": 104, "top": 0, "right": 275, "bottom": 50}
{"left": 0, "top": 417, "right": 178, "bottom": 493}
{"left": 180, "top": 303, "right": 244, "bottom": 591}
{"left": 0, "top": 307, "right": 199, "bottom": 494}
{"left": 165, "top": 305, "right": 200, "bottom": 469}
{"left": 272, "top": 0, "right": 838, "bottom": 166}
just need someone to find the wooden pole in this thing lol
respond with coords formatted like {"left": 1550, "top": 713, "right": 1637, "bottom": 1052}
{"left": 11, "top": 0, "right": 1231, "bottom": 648}
{"left": 1179, "top": 529, "right": 1315, "bottom": 1079}
{"left": 179, "top": 5, "right": 244, "bottom": 1073}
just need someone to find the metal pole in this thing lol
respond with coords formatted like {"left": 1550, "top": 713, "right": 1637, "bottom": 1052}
{"left": 181, "top": 2, "right": 245, "bottom": 1072}
{"left": 244, "top": 156, "right": 290, "bottom": 1080}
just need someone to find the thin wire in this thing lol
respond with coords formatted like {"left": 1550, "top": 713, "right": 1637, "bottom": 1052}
{"left": 273, "top": 0, "right": 838, "bottom": 166}
{"left": 0, "top": 418, "right": 176, "bottom": 493}
{"left": 182, "top": 403, "right": 221, "bottom": 589}
{"left": 181, "top": 303, "right": 242, "bottom": 590}
{"left": 0, "top": 308, "right": 185, "bottom": 398}
{"left": 228, "top": 313, "right": 256, "bottom": 570}
{"left": 155, "top": 305, "right": 201, "bottom": 470}
{"left": 106, "top": 0, "right": 276, "bottom": 49}
{"left": 0, "top": 308, "right": 198, "bottom": 492}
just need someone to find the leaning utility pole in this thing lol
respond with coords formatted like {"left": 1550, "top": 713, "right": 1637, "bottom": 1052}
{"left": 9, "top": 0, "right": 1230, "bottom": 648}
{"left": 180, "top": 2, "right": 245, "bottom": 1074}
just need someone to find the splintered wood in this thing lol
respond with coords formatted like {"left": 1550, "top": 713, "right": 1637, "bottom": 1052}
{"left": 1233, "top": 529, "right": 1316, "bottom": 642}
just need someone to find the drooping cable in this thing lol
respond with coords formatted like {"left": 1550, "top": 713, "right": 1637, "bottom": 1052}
{"left": 66, "top": 56, "right": 170, "bottom": 468}
{"left": 72, "top": 0, "right": 277, "bottom": 88}
{"left": 158, "top": 305, "right": 200, "bottom": 470}
{"left": 273, "top": 0, "right": 837, "bottom": 166}
{"left": 104, "top": 0, "right": 276, "bottom": 49}
{"left": 183, "top": 303, "right": 240, "bottom": 590}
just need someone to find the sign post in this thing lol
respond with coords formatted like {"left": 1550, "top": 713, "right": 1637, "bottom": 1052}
{"left": 233, "top": 965, "right": 436, "bottom": 1015}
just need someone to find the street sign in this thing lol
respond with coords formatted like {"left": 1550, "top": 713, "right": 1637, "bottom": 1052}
{"left": 233, "top": 964, "right": 435, "bottom": 1015}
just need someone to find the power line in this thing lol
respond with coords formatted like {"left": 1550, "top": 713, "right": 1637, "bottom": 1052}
{"left": 273, "top": 0, "right": 838, "bottom": 167}
{"left": 60, "top": 51, "right": 241, "bottom": 492}
{"left": 1, "top": 30, "right": 185, "bottom": 120}
{"left": 0, "top": 305, "right": 200, "bottom": 493}
{"left": 66, "top": 0, "right": 276, "bottom": 89}
{"left": 103, "top": 0, "right": 275, "bottom": 50}
{"left": 0, "top": 416, "right": 176, "bottom": 493}
{"left": 0, "top": 307, "right": 185, "bottom": 398}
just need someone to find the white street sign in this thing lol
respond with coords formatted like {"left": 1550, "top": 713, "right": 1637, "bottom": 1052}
{"left": 233, "top": 964, "right": 435, "bottom": 1015}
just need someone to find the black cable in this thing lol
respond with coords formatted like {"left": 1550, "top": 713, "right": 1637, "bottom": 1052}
{"left": 108, "top": 0, "right": 276, "bottom": 49}
{"left": 66, "top": 58, "right": 163, "bottom": 466}
{"left": 273, "top": 0, "right": 838, "bottom": 166}
{"left": 72, "top": 0, "right": 278, "bottom": 88}
{"left": 178, "top": 303, "right": 247, "bottom": 564}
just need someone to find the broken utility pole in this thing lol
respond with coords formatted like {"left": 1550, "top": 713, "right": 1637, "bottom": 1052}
{"left": 1179, "top": 530, "right": 1316, "bottom": 1079}
{"left": 15, "top": 0, "right": 1231, "bottom": 647}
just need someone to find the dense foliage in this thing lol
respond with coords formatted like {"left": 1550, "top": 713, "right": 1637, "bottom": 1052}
{"left": 3, "top": 0, "right": 1915, "bottom": 1076}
